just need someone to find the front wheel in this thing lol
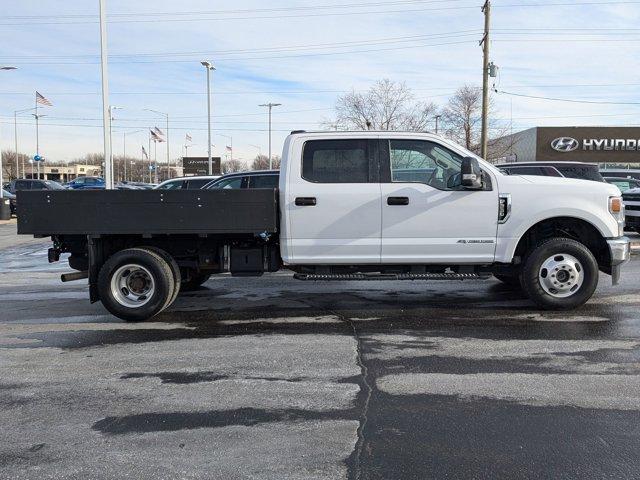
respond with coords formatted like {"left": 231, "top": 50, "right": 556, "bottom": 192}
{"left": 520, "top": 237, "right": 599, "bottom": 310}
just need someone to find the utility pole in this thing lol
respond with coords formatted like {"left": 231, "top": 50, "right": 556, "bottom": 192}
{"left": 434, "top": 115, "right": 442, "bottom": 134}
{"left": 480, "top": 0, "right": 491, "bottom": 160}
{"left": 259, "top": 103, "right": 282, "bottom": 169}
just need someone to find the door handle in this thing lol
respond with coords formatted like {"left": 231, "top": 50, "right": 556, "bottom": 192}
{"left": 387, "top": 196, "right": 409, "bottom": 206}
{"left": 295, "top": 197, "right": 317, "bottom": 206}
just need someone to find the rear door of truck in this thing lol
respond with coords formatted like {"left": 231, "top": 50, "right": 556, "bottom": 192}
{"left": 283, "top": 136, "right": 382, "bottom": 264}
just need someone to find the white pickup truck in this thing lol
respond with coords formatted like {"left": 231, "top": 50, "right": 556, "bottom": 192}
{"left": 18, "top": 131, "right": 630, "bottom": 320}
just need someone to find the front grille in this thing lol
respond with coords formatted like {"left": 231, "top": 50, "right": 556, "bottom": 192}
{"left": 627, "top": 205, "right": 640, "bottom": 211}
{"left": 623, "top": 195, "right": 640, "bottom": 202}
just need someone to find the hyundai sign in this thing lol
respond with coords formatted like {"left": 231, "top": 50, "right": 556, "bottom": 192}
{"left": 537, "top": 127, "right": 640, "bottom": 162}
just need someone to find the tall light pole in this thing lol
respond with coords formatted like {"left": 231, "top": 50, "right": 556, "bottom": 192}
{"left": 123, "top": 129, "right": 142, "bottom": 182}
{"left": 108, "top": 105, "right": 122, "bottom": 182}
{"left": 1, "top": 66, "right": 17, "bottom": 219}
{"left": 14, "top": 107, "right": 35, "bottom": 179}
{"left": 434, "top": 114, "right": 442, "bottom": 134}
{"left": 99, "top": 0, "right": 112, "bottom": 189}
{"left": 201, "top": 61, "right": 215, "bottom": 175}
{"left": 144, "top": 109, "right": 170, "bottom": 179}
{"left": 259, "top": 103, "right": 281, "bottom": 169}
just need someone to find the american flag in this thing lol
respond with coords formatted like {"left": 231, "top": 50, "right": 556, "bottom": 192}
{"left": 142, "top": 145, "right": 148, "bottom": 159}
{"left": 150, "top": 129, "right": 165, "bottom": 143}
{"left": 36, "top": 91, "right": 52, "bottom": 106}
{"left": 226, "top": 146, "right": 232, "bottom": 152}
{"left": 185, "top": 133, "right": 192, "bottom": 143}
{"left": 152, "top": 126, "right": 165, "bottom": 137}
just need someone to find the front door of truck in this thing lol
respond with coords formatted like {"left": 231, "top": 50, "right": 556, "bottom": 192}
{"left": 380, "top": 138, "right": 498, "bottom": 264}
{"left": 286, "top": 138, "right": 382, "bottom": 264}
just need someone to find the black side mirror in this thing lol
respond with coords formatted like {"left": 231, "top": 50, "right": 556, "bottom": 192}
{"left": 461, "top": 157, "right": 483, "bottom": 190}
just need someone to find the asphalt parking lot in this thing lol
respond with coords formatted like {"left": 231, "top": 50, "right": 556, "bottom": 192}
{"left": 2, "top": 220, "right": 640, "bottom": 480}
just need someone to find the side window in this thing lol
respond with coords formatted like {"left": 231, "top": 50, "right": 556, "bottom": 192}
{"left": 74, "top": 177, "right": 86, "bottom": 184}
{"left": 15, "top": 180, "right": 31, "bottom": 190}
{"left": 389, "top": 140, "right": 463, "bottom": 190}
{"left": 302, "top": 139, "right": 372, "bottom": 183}
{"left": 31, "top": 181, "right": 46, "bottom": 190}
{"left": 186, "top": 179, "right": 211, "bottom": 189}
{"left": 211, "top": 177, "right": 244, "bottom": 189}
{"left": 557, "top": 166, "right": 603, "bottom": 182}
{"left": 507, "top": 167, "right": 546, "bottom": 176}
{"left": 159, "top": 180, "right": 184, "bottom": 190}
{"left": 249, "top": 175, "right": 279, "bottom": 189}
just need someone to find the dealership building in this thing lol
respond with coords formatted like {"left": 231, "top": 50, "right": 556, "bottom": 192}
{"left": 494, "top": 127, "right": 640, "bottom": 166}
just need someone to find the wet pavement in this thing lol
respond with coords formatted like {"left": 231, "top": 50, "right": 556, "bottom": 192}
{"left": 1, "top": 229, "right": 640, "bottom": 479}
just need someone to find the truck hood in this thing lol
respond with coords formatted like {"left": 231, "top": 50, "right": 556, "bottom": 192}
{"left": 500, "top": 174, "right": 621, "bottom": 196}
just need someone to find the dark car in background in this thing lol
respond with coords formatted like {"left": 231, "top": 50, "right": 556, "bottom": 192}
{"left": 2, "top": 189, "right": 16, "bottom": 216}
{"left": 155, "top": 175, "right": 220, "bottom": 190}
{"left": 498, "top": 161, "right": 605, "bottom": 182}
{"left": 65, "top": 176, "right": 106, "bottom": 190}
{"left": 604, "top": 177, "right": 640, "bottom": 193}
{"left": 600, "top": 169, "right": 640, "bottom": 181}
{"left": 7, "top": 179, "right": 66, "bottom": 193}
{"left": 202, "top": 170, "right": 279, "bottom": 190}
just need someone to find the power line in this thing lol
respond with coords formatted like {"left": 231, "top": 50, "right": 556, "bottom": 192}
{"left": 496, "top": 90, "right": 640, "bottom": 105}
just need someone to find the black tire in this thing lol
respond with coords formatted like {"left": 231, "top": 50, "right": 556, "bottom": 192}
{"left": 179, "top": 271, "right": 212, "bottom": 292}
{"left": 140, "top": 246, "right": 181, "bottom": 309}
{"left": 494, "top": 274, "right": 522, "bottom": 289}
{"left": 520, "top": 237, "right": 599, "bottom": 310}
{"left": 97, "top": 248, "right": 175, "bottom": 321}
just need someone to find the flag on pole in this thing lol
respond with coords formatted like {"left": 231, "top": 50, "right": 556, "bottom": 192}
{"left": 225, "top": 146, "right": 232, "bottom": 152}
{"left": 152, "top": 126, "right": 165, "bottom": 137}
{"left": 142, "top": 145, "right": 148, "bottom": 159}
{"left": 150, "top": 129, "right": 165, "bottom": 143}
{"left": 185, "top": 133, "right": 192, "bottom": 143}
{"left": 35, "top": 91, "right": 53, "bottom": 106}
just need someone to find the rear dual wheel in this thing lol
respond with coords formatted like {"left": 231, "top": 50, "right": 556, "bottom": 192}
{"left": 97, "top": 247, "right": 179, "bottom": 321}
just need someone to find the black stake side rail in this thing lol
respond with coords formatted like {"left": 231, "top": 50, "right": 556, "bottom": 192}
{"left": 16, "top": 188, "right": 279, "bottom": 236}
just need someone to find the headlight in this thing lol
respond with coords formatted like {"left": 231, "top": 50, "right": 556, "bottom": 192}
{"left": 609, "top": 196, "right": 625, "bottom": 236}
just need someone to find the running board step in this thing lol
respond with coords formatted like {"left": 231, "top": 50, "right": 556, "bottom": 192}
{"left": 293, "top": 272, "right": 491, "bottom": 281}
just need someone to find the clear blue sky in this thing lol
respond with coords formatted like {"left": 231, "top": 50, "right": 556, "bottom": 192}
{"left": 0, "top": 0, "right": 639, "bottom": 162}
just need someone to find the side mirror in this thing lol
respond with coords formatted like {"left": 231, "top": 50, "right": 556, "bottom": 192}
{"left": 461, "top": 157, "right": 483, "bottom": 190}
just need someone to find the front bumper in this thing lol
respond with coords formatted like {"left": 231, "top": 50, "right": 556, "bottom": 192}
{"left": 608, "top": 236, "right": 630, "bottom": 285}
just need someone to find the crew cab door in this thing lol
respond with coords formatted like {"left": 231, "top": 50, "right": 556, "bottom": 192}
{"left": 285, "top": 138, "right": 382, "bottom": 264}
{"left": 380, "top": 138, "right": 498, "bottom": 263}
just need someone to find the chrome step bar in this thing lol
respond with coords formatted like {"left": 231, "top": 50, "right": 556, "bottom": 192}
{"left": 293, "top": 272, "right": 490, "bottom": 281}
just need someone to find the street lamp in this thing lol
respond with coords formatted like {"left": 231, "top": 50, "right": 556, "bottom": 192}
{"left": 108, "top": 106, "right": 122, "bottom": 182}
{"left": 14, "top": 107, "right": 36, "bottom": 179}
{"left": 201, "top": 61, "right": 215, "bottom": 175}
{"left": 259, "top": 103, "right": 282, "bottom": 169}
{"left": 143, "top": 108, "right": 170, "bottom": 179}
{"left": 1, "top": 66, "right": 17, "bottom": 219}
{"left": 218, "top": 133, "right": 233, "bottom": 162}
{"left": 99, "top": 0, "right": 112, "bottom": 189}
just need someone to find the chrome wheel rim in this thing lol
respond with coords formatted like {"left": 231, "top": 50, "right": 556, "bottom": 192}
{"left": 110, "top": 264, "right": 155, "bottom": 308}
{"left": 538, "top": 253, "right": 584, "bottom": 298}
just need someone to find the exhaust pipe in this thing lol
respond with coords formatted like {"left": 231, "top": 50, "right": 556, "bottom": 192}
{"left": 61, "top": 271, "right": 89, "bottom": 282}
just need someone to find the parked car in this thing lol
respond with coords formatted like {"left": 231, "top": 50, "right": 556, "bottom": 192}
{"left": 2, "top": 189, "right": 16, "bottom": 216}
{"left": 600, "top": 169, "right": 640, "bottom": 181}
{"left": 604, "top": 177, "right": 640, "bottom": 192}
{"left": 498, "top": 162, "right": 605, "bottom": 182}
{"left": 124, "top": 181, "right": 157, "bottom": 190}
{"left": 202, "top": 170, "right": 279, "bottom": 189}
{"left": 66, "top": 176, "right": 106, "bottom": 190}
{"left": 622, "top": 188, "right": 640, "bottom": 232}
{"left": 6, "top": 179, "right": 66, "bottom": 193}
{"left": 155, "top": 176, "right": 220, "bottom": 190}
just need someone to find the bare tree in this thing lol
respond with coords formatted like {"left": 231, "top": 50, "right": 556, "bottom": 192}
{"left": 222, "top": 159, "right": 247, "bottom": 174}
{"left": 440, "top": 85, "right": 511, "bottom": 161}
{"left": 251, "top": 154, "right": 280, "bottom": 170}
{"left": 1, "top": 150, "right": 30, "bottom": 181}
{"left": 330, "top": 79, "right": 437, "bottom": 131}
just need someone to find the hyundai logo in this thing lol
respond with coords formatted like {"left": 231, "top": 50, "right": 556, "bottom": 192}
{"left": 551, "top": 137, "right": 580, "bottom": 152}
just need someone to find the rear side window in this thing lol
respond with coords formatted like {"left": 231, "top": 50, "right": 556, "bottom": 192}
{"left": 302, "top": 139, "right": 372, "bottom": 183}
{"left": 185, "top": 179, "right": 211, "bottom": 189}
{"left": 14, "top": 180, "right": 31, "bottom": 190}
{"left": 158, "top": 180, "right": 184, "bottom": 190}
{"left": 556, "top": 166, "right": 604, "bottom": 182}
{"left": 31, "top": 181, "right": 47, "bottom": 190}
{"left": 210, "top": 176, "right": 245, "bottom": 189}
{"left": 250, "top": 175, "right": 279, "bottom": 189}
